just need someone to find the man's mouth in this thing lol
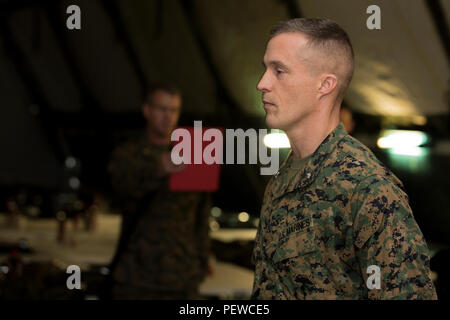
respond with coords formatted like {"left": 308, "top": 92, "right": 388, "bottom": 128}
{"left": 263, "top": 100, "right": 276, "bottom": 109}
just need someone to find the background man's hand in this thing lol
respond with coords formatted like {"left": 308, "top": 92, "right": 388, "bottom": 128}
{"left": 160, "top": 152, "right": 185, "bottom": 176}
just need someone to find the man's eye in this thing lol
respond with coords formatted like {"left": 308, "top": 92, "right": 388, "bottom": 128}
{"left": 276, "top": 69, "right": 284, "bottom": 75}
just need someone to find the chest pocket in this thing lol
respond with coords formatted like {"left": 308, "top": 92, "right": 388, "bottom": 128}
{"left": 272, "top": 227, "right": 317, "bottom": 264}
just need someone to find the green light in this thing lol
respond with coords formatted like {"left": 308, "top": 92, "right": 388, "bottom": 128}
{"left": 377, "top": 130, "right": 428, "bottom": 157}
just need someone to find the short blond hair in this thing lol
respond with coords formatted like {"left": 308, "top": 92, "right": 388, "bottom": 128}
{"left": 270, "top": 18, "right": 354, "bottom": 100}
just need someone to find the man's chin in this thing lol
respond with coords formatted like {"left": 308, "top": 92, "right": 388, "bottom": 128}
{"left": 265, "top": 115, "right": 280, "bottom": 130}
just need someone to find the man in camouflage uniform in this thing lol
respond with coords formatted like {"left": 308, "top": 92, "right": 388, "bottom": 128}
{"left": 108, "top": 83, "right": 211, "bottom": 299}
{"left": 252, "top": 18, "right": 437, "bottom": 299}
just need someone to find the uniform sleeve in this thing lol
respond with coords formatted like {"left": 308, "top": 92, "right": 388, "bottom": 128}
{"left": 250, "top": 221, "right": 263, "bottom": 300}
{"left": 351, "top": 175, "right": 437, "bottom": 300}
{"left": 108, "top": 142, "right": 166, "bottom": 200}
{"left": 195, "top": 193, "right": 212, "bottom": 277}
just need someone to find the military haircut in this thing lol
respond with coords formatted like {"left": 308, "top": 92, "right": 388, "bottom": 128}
{"left": 269, "top": 18, "right": 354, "bottom": 101}
{"left": 144, "top": 82, "right": 182, "bottom": 105}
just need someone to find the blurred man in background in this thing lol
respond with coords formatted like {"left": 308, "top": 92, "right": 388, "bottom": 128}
{"left": 252, "top": 18, "right": 437, "bottom": 300}
{"left": 107, "top": 83, "right": 211, "bottom": 299}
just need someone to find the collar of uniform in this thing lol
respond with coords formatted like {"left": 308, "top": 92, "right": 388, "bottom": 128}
{"left": 271, "top": 122, "right": 348, "bottom": 200}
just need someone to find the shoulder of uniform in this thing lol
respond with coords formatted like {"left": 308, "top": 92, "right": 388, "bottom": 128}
{"left": 336, "top": 135, "right": 394, "bottom": 179}
{"left": 355, "top": 172, "right": 406, "bottom": 197}
{"left": 319, "top": 134, "right": 405, "bottom": 198}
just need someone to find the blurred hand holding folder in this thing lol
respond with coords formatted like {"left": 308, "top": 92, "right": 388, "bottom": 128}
{"left": 169, "top": 127, "right": 223, "bottom": 192}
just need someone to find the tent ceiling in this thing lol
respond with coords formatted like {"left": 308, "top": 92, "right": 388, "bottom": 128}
{"left": 190, "top": 0, "right": 289, "bottom": 117}
{"left": 8, "top": 7, "right": 82, "bottom": 113}
{"left": 116, "top": 0, "right": 219, "bottom": 116}
{"left": 0, "top": 37, "right": 61, "bottom": 188}
{"left": 2, "top": 0, "right": 448, "bottom": 121}
{"left": 299, "top": 0, "right": 449, "bottom": 124}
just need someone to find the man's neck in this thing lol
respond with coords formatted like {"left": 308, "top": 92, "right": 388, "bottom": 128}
{"left": 146, "top": 127, "right": 170, "bottom": 146}
{"left": 286, "top": 108, "right": 340, "bottom": 160}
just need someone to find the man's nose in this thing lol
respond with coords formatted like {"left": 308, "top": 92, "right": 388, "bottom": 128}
{"left": 257, "top": 72, "right": 270, "bottom": 92}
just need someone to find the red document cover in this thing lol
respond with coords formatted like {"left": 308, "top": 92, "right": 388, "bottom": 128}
{"left": 169, "top": 127, "right": 222, "bottom": 192}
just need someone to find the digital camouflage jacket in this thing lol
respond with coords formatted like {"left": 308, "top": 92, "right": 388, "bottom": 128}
{"left": 252, "top": 123, "right": 437, "bottom": 300}
{"left": 108, "top": 135, "right": 211, "bottom": 299}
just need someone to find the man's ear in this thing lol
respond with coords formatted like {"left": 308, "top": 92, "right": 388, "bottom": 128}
{"left": 318, "top": 74, "right": 338, "bottom": 98}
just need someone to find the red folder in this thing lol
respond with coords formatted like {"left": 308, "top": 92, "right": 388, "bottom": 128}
{"left": 169, "top": 127, "right": 222, "bottom": 192}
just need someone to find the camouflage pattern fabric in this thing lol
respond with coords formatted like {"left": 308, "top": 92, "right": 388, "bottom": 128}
{"left": 251, "top": 123, "right": 437, "bottom": 300}
{"left": 108, "top": 134, "right": 211, "bottom": 299}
